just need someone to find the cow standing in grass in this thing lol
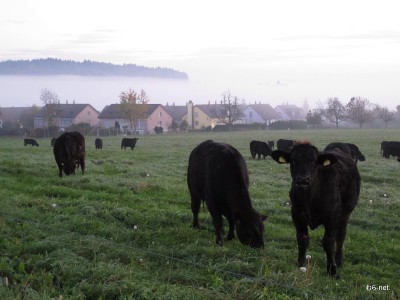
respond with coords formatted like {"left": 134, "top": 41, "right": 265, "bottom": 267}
{"left": 271, "top": 141, "right": 360, "bottom": 277}
{"left": 24, "top": 138, "right": 39, "bottom": 146}
{"left": 53, "top": 131, "right": 85, "bottom": 177}
{"left": 250, "top": 140, "right": 272, "bottom": 159}
{"left": 121, "top": 137, "right": 139, "bottom": 150}
{"left": 95, "top": 138, "right": 103, "bottom": 149}
{"left": 187, "top": 140, "right": 266, "bottom": 248}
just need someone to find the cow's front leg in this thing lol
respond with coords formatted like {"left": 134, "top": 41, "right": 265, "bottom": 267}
{"left": 292, "top": 212, "right": 309, "bottom": 268}
{"left": 322, "top": 226, "right": 337, "bottom": 277}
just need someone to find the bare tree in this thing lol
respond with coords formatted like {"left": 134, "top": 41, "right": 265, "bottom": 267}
{"left": 40, "top": 88, "right": 60, "bottom": 136}
{"left": 346, "top": 97, "right": 375, "bottom": 128}
{"left": 120, "top": 89, "right": 149, "bottom": 134}
{"left": 375, "top": 106, "right": 395, "bottom": 128}
{"left": 322, "top": 97, "right": 347, "bottom": 128}
{"left": 210, "top": 91, "right": 242, "bottom": 130}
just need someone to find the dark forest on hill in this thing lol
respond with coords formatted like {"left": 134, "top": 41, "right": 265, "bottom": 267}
{"left": 0, "top": 58, "right": 188, "bottom": 79}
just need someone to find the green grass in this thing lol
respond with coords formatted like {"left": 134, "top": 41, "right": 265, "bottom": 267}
{"left": 0, "top": 130, "right": 399, "bottom": 299}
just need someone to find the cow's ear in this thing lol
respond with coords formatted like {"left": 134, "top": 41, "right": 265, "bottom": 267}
{"left": 317, "top": 153, "right": 338, "bottom": 167}
{"left": 271, "top": 150, "right": 291, "bottom": 164}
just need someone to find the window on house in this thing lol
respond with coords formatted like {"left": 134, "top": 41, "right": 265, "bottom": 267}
{"left": 159, "top": 112, "right": 162, "bottom": 117}
{"left": 194, "top": 112, "right": 199, "bottom": 118}
{"left": 249, "top": 112, "right": 253, "bottom": 117}
{"left": 195, "top": 121, "right": 199, "bottom": 126}
{"left": 159, "top": 121, "right": 162, "bottom": 126}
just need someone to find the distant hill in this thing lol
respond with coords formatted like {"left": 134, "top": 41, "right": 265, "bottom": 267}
{"left": 0, "top": 58, "right": 188, "bottom": 79}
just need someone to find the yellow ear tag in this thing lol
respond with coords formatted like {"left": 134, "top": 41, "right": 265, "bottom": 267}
{"left": 323, "top": 159, "right": 331, "bottom": 166}
{"left": 279, "top": 156, "right": 286, "bottom": 163}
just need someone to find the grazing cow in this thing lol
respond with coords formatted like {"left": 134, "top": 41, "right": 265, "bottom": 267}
{"left": 95, "top": 138, "right": 103, "bottom": 149}
{"left": 271, "top": 141, "right": 360, "bottom": 277}
{"left": 24, "top": 138, "right": 39, "bottom": 147}
{"left": 381, "top": 141, "right": 400, "bottom": 159}
{"left": 188, "top": 140, "right": 266, "bottom": 248}
{"left": 277, "top": 139, "right": 294, "bottom": 152}
{"left": 267, "top": 140, "right": 275, "bottom": 150}
{"left": 50, "top": 138, "right": 57, "bottom": 147}
{"left": 53, "top": 131, "right": 85, "bottom": 177}
{"left": 121, "top": 137, "right": 139, "bottom": 150}
{"left": 250, "top": 140, "right": 272, "bottom": 159}
{"left": 324, "top": 142, "right": 366, "bottom": 164}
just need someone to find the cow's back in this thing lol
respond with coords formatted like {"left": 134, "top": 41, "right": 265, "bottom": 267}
{"left": 324, "top": 149, "right": 360, "bottom": 212}
{"left": 188, "top": 140, "right": 249, "bottom": 202}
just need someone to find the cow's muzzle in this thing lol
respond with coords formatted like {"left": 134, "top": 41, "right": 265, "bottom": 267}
{"left": 294, "top": 177, "right": 311, "bottom": 189}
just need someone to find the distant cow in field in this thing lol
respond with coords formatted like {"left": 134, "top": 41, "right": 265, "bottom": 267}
{"left": 24, "top": 138, "right": 39, "bottom": 147}
{"left": 250, "top": 140, "right": 272, "bottom": 159}
{"left": 277, "top": 139, "right": 294, "bottom": 152}
{"left": 95, "top": 138, "right": 103, "bottom": 149}
{"left": 53, "top": 131, "right": 85, "bottom": 177}
{"left": 381, "top": 141, "right": 400, "bottom": 159}
{"left": 324, "top": 142, "right": 366, "bottom": 164}
{"left": 121, "top": 137, "right": 139, "bottom": 150}
{"left": 271, "top": 141, "right": 360, "bottom": 277}
{"left": 187, "top": 140, "right": 266, "bottom": 248}
{"left": 267, "top": 140, "right": 275, "bottom": 150}
{"left": 51, "top": 138, "right": 57, "bottom": 147}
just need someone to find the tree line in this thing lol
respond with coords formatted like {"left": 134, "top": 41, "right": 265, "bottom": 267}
{"left": 0, "top": 58, "right": 188, "bottom": 79}
{"left": 306, "top": 97, "right": 397, "bottom": 129}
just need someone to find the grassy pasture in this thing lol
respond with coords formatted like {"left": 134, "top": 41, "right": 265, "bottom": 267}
{"left": 0, "top": 129, "right": 399, "bottom": 299}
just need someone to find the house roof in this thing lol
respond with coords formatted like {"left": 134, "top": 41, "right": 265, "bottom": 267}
{"left": 195, "top": 104, "right": 246, "bottom": 118}
{"left": 35, "top": 104, "right": 98, "bottom": 118}
{"left": 98, "top": 103, "right": 164, "bottom": 119}
{"left": 275, "top": 104, "right": 304, "bottom": 120}
{"left": 164, "top": 105, "right": 187, "bottom": 121}
{"left": 247, "top": 104, "right": 280, "bottom": 120}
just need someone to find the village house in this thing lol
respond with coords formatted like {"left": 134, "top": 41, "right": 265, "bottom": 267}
{"left": 34, "top": 104, "right": 99, "bottom": 129}
{"left": 98, "top": 103, "right": 173, "bottom": 134}
{"left": 242, "top": 104, "right": 281, "bottom": 125}
{"left": 275, "top": 103, "right": 305, "bottom": 121}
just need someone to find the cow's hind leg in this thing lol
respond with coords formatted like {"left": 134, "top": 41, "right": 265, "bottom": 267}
{"left": 206, "top": 199, "right": 224, "bottom": 246}
{"left": 80, "top": 157, "right": 85, "bottom": 175}
{"left": 190, "top": 194, "right": 202, "bottom": 229}
{"left": 335, "top": 214, "right": 350, "bottom": 267}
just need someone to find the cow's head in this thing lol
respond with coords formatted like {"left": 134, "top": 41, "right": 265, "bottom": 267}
{"left": 62, "top": 160, "right": 76, "bottom": 175}
{"left": 236, "top": 212, "right": 267, "bottom": 248}
{"left": 271, "top": 142, "right": 338, "bottom": 190}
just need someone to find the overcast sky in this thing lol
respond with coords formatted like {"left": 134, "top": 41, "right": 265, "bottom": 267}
{"left": 1, "top": 0, "right": 400, "bottom": 110}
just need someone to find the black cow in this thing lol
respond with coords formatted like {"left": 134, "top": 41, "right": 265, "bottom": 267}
{"left": 121, "top": 137, "right": 139, "bottom": 150}
{"left": 381, "top": 141, "right": 400, "bottom": 159}
{"left": 24, "top": 138, "right": 39, "bottom": 147}
{"left": 50, "top": 138, "right": 57, "bottom": 147}
{"left": 95, "top": 138, "right": 103, "bottom": 149}
{"left": 267, "top": 140, "right": 275, "bottom": 150}
{"left": 188, "top": 140, "right": 266, "bottom": 248}
{"left": 277, "top": 139, "right": 294, "bottom": 152}
{"left": 250, "top": 140, "right": 272, "bottom": 159}
{"left": 324, "top": 142, "right": 366, "bottom": 164}
{"left": 53, "top": 131, "right": 86, "bottom": 177}
{"left": 271, "top": 141, "right": 360, "bottom": 277}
